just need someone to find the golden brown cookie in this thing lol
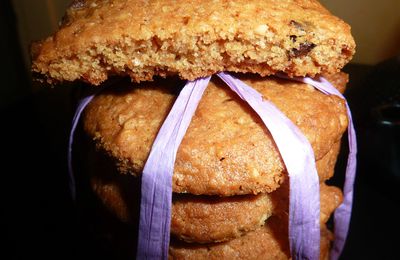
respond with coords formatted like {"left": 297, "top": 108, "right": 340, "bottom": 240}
{"left": 89, "top": 146, "right": 342, "bottom": 244}
{"left": 323, "top": 71, "right": 349, "bottom": 94}
{"left": 320, "top": 184, "right": 343, "bottom": 224}
{"left": 89, "top": 173, "right": 273, "bottom": 243}
{"left": 169, "top": 216, "right": 333, "bottom": 260}
{"left": 316, "top": 141, "right": 341, "bottom": 181}
{"left": 171, "top": 194, "right": 272, "bottom": 244}
{"left": 83, "top": 74, "right": 348, "bottom": 195}
{"left": 32, "top": 0, "right": 355, "bottom": 85}
{"left": 170, "top": 182, "right": 341, "bottom": 244}
{"left": 270, "top": 180, "right": 343, "bottom": 225}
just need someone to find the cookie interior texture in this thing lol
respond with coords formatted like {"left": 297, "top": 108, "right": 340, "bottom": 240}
{"left": 83, "top": 73, "right": 348, "bottom": 195}
{"left": 32, "top": 0, "right": 355, "bottom": 85}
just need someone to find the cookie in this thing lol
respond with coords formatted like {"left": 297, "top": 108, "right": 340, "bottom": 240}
{"left": 323, "top": 71, "right": 349, "bottom": 94}
{"left": 270, "top": 181, "right": 343, "bottom": 225}
{"left": 171, "top": 182, "right": 341, "bottom": 244}
{"left": 31, "top": 0, "right": 355, "bottom": 85}
{"left": 320, "top": 184, "right": 343, "bottom": 224}
{"left": 171, "top": 193, "right": 272, "bottom": 243}
{"left": 89, "top": 150, "right": 342, "bottom": 244}
{"left": 89, "top": 172, "right": 273, "bottom": 244}
{"left": 169, "top": 216, "right": 333, "bottom": 260}
{"left": 83, "top": 74, "right": 348, "bottom": 195}
{"left": 316, "top": 141, "right": 341, "bottom": 181}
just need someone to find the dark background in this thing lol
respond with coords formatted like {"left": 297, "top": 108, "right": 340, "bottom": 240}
{"left": 2, "top": 0, "right": 400, "bottom": 259}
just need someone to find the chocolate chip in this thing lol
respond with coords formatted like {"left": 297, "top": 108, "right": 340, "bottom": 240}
{"left": 290, "top": 35, "right": 297, "bottom": 43}
{"left": 289, "top": 20, "right": 305, "bottom": 31}
{"left": 182, "top": 16, "right": 190, "bottom": 25}
{"left": 290, "top": 42, "right": 316, "bottom": 58}
{"left": 69, "top": 0, "right": 86, "bottom": 9}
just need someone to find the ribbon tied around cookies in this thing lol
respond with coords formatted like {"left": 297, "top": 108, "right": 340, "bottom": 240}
{"left": 69, "top": 72, "right": 356, "bottom": 260}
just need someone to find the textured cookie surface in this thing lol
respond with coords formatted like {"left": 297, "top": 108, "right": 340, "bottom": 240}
{"left": 170, "top": 181, "right": 341, "bottom": 243}
{"left": 84, "top": 74, "right": 348, "bottom": 195}
{"left": 270, "top": 180, "right": 343, "bottom": 225}
{"left": 319, "top": 184, "right": 343, "bottom": 224}
{"left": 89, "top": 148, "right": 342, "bottom": 244}
{"left": 171, "top": 194, "right": 272, "bottom": 243}
{"left": 169, "top": 216, "right": 333, "bottom": 260}
{"left": 32, "top": 0, "right": 355, "bottom": 85}
{"left": 90, "top": 174, "right": 272, "bottom": 243}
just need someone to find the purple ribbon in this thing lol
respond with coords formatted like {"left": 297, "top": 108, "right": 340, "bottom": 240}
{"left": 283, "top": 75, "right": 357, "bottom": 260}
{"left": 217, "top": 72, "right": 321, "bottom": 260}
{"left": 138, "top": 73, "right": 321, "bottom": 259}
{"left": 68, "top": 73, "right": 356, "bottom": 260}
{"left": 68, "top": 90, "right": 102, "bottom": 201}
{"left": 136, "top": 77, "right": 211, "bottom": 259}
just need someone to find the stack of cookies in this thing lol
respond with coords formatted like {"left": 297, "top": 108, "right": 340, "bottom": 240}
{"left": 31, "top": 0, "right": 355, "bottom": 259}
{"left": 83, "top": 73, "right": 348, "bottom": 259}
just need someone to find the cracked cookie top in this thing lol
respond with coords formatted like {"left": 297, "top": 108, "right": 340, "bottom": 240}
{"left": 32, "top": 0, "right": 355, "bottom": 85}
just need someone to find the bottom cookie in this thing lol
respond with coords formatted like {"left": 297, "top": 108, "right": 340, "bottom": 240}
{"left": 90, "top": 173, "right": 341, "bottom": 245}
{"left": 169, "top": 216, "right": 333, "bottom": 260}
